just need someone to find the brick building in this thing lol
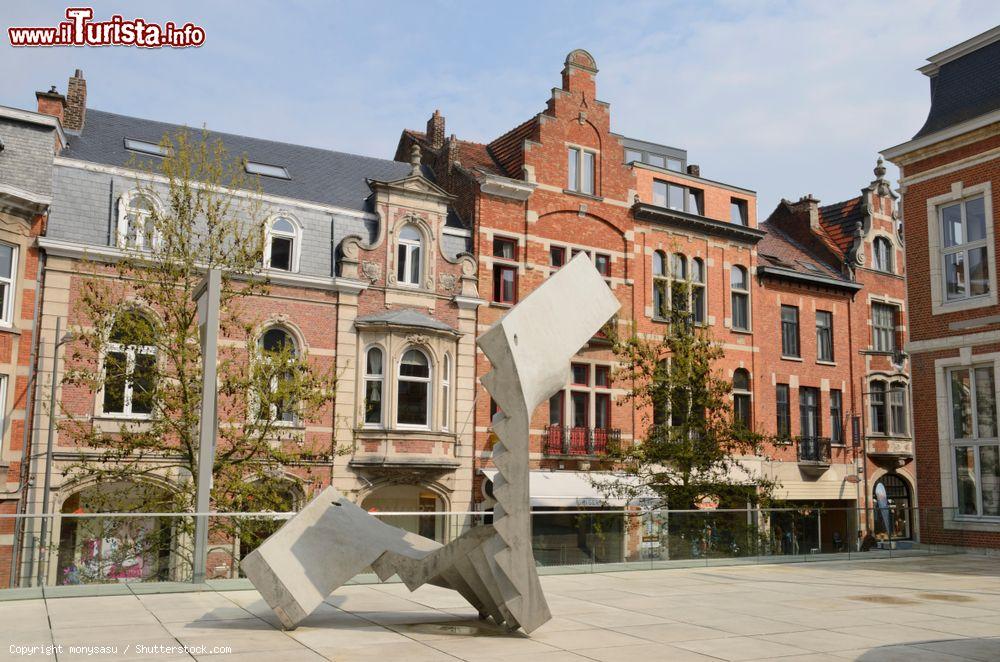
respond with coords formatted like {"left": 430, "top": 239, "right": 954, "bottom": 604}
{"left": 883, "top": 26, "right": 1000, "bottom": 549}
{"left": 398, "top": 50, "right": 912, "bottom": 558}
{"left": 14, "top": 71, "right": 482, "bottom": 586}
{"left": 0, "top": 100, "right": 64, "bottom": 586}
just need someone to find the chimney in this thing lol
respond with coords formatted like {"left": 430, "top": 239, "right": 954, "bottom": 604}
{"left": 426, "top": 110, "right": 445, "bottom": 149}
{"left": 796, "top": 194, "right": 821, "bottom": 231}
{"left": 64, "top": 69, "right": 87, "bottom": 131}
{"left": 35, "top": 85, "right": 65, "bottom": 124}
{"left": 686, "top": 164, "right": 700, "bottom": 177}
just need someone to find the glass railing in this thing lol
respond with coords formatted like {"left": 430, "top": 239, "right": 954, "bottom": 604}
{"left": 0, "top": 505, "right": 987, "bottom": 594}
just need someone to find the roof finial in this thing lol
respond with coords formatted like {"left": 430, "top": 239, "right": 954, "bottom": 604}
{"left": 410, "top": 143, "right": 421, "bottom": 175}
{"left": 874, "top": 156, "right": 886, "bottom": 180}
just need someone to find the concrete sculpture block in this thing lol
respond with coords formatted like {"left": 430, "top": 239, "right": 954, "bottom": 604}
{"left": 244, "top": 253, "right": 620, "bottom": 633}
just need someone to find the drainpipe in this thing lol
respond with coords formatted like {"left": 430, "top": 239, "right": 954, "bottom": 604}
{"left": 8, "top": 244, "right": 46, "bottom": 587}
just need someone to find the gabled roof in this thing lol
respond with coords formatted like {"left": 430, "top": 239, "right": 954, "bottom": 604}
{"left": 354, "top": 308, "right": 457, "bottom": 334}
{"left": 62, "top": 109, "right": 419, "bottom": 212}
{"left": 758, "top": 222, "right": 856, "bottom": 290}
{"left": 402, "top": 130, "right": 503, "bottom": 179}
{"left": 914, "top": 29, "right": 1000, "bottom": 139}
{"left": 486, "top": 116, "right": 539, "bottom": 179}
{"left": 818, "top": 196, "right": 864, "bottom": 255}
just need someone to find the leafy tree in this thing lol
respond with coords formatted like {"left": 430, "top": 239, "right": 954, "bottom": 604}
{"left": 597, "top": 279, "right": 777, "bottom": 558}
{"left": 58, "top": 130, "right": 336, "bottom": 581}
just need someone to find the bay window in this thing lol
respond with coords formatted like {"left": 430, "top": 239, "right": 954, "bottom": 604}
{"left": 870, "top": 378, "right": 909, "bottom": 437}
{"left": 397, "top": 348, "right": 431, "bottom": 427}
{"left": 363, "top": 346, "right": 384, "bottom": 426}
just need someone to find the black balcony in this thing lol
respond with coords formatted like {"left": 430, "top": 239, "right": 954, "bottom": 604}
{"left": 543, "top": 425, "right": 620, "bottom": 456}
{"left": 796, "top": 436, "right": 832, "bottom": 474}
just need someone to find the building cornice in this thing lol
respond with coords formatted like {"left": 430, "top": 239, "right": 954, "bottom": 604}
{"left": 882, "top": 109, "right": 1000, "bottom": 162}
{"left": 0, "top": 104, "right": 67, "bottom": 146}
{"left": 38, "top": 236, "right": 353, "bottom": 293}
{"left": 631, "top": 202, "right": 765, "bottom": 244}
{"left": 0, "top": 183, "right": 50, "bottom": 215}
{"left": 756, "top": 265, "right": 862, "bottom": 293}
{"left": 918, "top": 26, "right": 1000, "bottom": 76}
{"left": 52, "top": 157, "right": 379, "bottom": 221}
{"left": 479, "top": 173, "right": 536, "bottom": 201}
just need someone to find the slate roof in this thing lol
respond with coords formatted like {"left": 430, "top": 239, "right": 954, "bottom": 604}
{"left": 62, "top": 109, "right": 427, "bottom": 212}
{"left": 914, "top": 35, "right": 1000, "bottom": 138}
{"left": 817, "top": 197, "right": 864, "bottom": 255}
{"left": 354, "top": 308, "right": 457, "bottom": 333}
{"left": 758, "top": 223, "right": 850, "bottom": 283}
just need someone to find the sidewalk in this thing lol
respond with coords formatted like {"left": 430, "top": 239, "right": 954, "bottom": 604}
{"left": 3, "top": 555, "right": 999, "bottom": 661}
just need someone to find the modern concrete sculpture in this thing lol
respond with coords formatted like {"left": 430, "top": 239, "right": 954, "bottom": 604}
{"left": 243, "top": 253, "right": 620, "bottom": 633}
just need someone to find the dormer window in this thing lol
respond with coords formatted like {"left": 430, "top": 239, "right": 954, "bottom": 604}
{"left": 117, "top": 192, "right": 158, "bottom": 251}
{"left": 397, "top": 224, "right": 423, "bottom": 287}
{"left": 264, "top": 216, "right": 299, "bottom": 272}
{"left": 730, "top": 198, "right": 748, "bottom": 226}
{"left": 246, "top": 161, "right": 291, "bottom": 180}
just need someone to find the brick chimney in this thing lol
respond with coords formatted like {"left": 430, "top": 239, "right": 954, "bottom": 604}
{"left": 35, "top": 85, "right": 65, "bottom": 124}
{"left": 64, "top": 69, "right": 87, "bottom": 131}
{"left": 426, "top": 110, "right": 445, "bottom": 149}
{"left": 686, "top": 164, "right": 701, "bottom": 177}
{"left": 792, "top": 194, "right": 822, "bottom": 231}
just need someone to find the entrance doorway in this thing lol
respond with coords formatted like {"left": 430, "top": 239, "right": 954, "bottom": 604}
{"left": 873, "top": 474, "right": 913, "bottom": 540}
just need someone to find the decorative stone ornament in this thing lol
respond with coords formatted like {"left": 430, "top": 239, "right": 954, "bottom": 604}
{"left": 242, "top": 254, "right": 620, "bottom": 634}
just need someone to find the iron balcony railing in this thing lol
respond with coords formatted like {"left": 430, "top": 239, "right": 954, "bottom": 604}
{"left": 543, "top": 425, "right": 621, "bottom": 456}
{"left": 797, "top": 436, "right": 832, "bottom": 463}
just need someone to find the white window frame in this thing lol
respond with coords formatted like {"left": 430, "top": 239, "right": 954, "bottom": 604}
{"left": 101, "top": 315, "right": 157, "bottom": 420}
{"left": 868, "top": 377, "right": 909, "bottom": 437}
{"left": 730, "top": 265, "right": 751, "bottom": 332}
{"left": 362, "top": 344, "right": 385, "bottom": 429}
{"left": 258, "top": 326, "right": 299, "bottom": 426}
{"left": 0, "top": 242, "right": 18, "bottom": 327}
{"left": 397, "top": 224, "right": 424, "bottom": 288}
{"left": 871, "top": 302, "right": 898, "bottom": 353}
{"left": 0, "top": 374, "right": 7, "bottom": 450}
{"left": 116, "top": 190, "right": 161, "bottom": 252}
{"left": 946, "top": 363, "right": 1000, "bottom": 521}
{"left": 441, "top": 353, "right": 451, "bottom": 432}
{"left": 396, "top": 347, "right": 433, "bottom": 429}
{"left": 927, "top": 182, "right": 996, "bottom": 315}
{"left": 263, "top": 214, "right": 301, "bottom": 273}
{"left": 566, "top": 145, "right": 597, "bottom": 195}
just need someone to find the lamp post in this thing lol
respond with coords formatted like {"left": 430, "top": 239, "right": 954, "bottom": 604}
{"left": 36, "top": 317, "right": 75, "bottom": 587}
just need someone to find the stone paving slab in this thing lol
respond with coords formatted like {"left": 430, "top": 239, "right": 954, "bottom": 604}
{"left": 1, "top": 555, "right": 999, "bottom": 661}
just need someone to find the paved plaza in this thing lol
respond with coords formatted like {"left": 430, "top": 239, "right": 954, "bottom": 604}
{"left": 2, "top": 555, "right": 999, "bottom": 661}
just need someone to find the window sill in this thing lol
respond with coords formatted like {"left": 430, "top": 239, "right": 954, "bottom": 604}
{"left": 781, "top": 355, "right": 803, "bottom": 362}
{"left": 0, "top": 324, "right": 20, "bottom": 335}
{"left": 562, "top": 189, "right": 604, "bottom": 203}
{"left": 490, "top": 302, "right": 514, "bottom": 310}
{"left": 816, "top": 360, "right": 837, "bottom": 366}
{"left": 730, "top": 328, "right": 753, "bottom": 335}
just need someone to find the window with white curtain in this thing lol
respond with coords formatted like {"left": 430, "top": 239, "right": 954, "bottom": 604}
{"left": 364, "top": 346, "right": 384, "bottom": 426}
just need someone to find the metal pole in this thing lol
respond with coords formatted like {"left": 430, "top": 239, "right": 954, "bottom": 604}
{"left": 36, "top": 317, "right": 60, "bottom": 587}
{"left": 192, "top": 269, "right": 221, "bottom": 584}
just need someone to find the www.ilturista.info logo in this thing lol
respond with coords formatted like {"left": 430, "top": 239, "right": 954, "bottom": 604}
{"left": 8, "top": 7, "right": 205, "bottom": 48}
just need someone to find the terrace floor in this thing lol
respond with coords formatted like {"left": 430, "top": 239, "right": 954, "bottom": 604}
{"left": 3, "top": 555, "right": 1000, "bottom": 661}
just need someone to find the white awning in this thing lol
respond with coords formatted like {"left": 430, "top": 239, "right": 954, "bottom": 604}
{"left": 480, "top": 469, "right": 643, "bottom": 508}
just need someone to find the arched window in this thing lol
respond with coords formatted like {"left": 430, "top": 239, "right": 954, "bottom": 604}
{"left": 363, "top": 346, "right": 384, "bottom": 427}
{"left": 265, "top": 217, "right": 298, "bottom": 272}
{"left": 259, "top": 327, "right": 298, "bottom": 424}
{"left": 873, "top": 236, "right": 893, "bottom": 273}
{"left": 103, "top": 310, "right": 157, "bottom": 416}
{"left": 441, "top": 354, "right": 451, "bottom": 431}
{"left": 652, "top": 251, "right": 668, "bottom": 319}
{"left": 873, "top": 474, "right": 912, "bottom": 539}
{"left": 733, "top": 368, "right": 751, "bottom": 428}
{"left": 118, "top": 192, "right": 158, "bottom": 251}
{"left": 397, "top": 348, "right": 431, "bottom": 426}
{"left": 691, "top": 258, "right": 706, "bottom": 325}
{"left": 397, "top": 224, "right": 423, "bottom": 287}
{"left": 731, "top": 266, "right": 750, "bottom": 331}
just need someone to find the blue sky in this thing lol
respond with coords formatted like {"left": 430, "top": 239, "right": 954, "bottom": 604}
{"left": 3, "top": 1, "right": 999, "bottom": 214}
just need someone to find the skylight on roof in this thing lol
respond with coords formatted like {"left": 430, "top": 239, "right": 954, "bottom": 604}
{"left": 124, "top": 138, "right": 171, "bottom": 157}
{"left": 245, "top": 161, "right": 290, "bottom": 180}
